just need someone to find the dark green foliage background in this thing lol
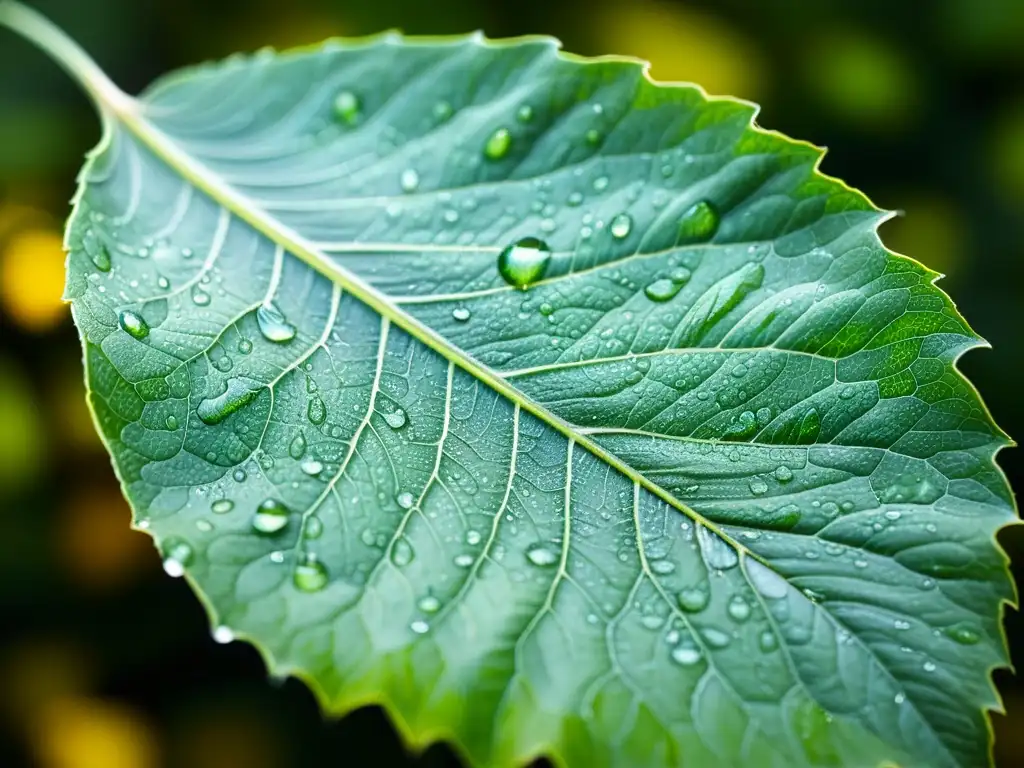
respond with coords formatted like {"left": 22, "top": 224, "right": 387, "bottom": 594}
{"left": 0, "top": 1, "right": 1021, "bottom": 766}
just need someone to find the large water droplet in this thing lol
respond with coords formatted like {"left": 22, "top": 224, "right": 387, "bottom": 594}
{"left": 497, "top": 237, "right": 551, "bottom": 289}
{"left": 301, "top": 458, "right": 324, "bottom": 476}
{"left": 774, "top": 465, "right": 793, "bottom": 483}
{"left": 701, "top": 627, "right": 732, "bottom": 649}
{"left": 191, "top": 285, "right": 211, "bottom": 306}
{"left": 162, "top": 538, "right": 193, "bottom": 578}
{"left": 696, "top": 527, "right": 738, "bottom": 570}
{"left": 727, "top": 595, "right": 751, "bottom": 622}
{"left": 677, "top": 587, "right": 709, "bottom": 613}
{"left": 396, "top": 492, "right": 415, "bottom": 510}
{"left": 677, "top": 200, "right": 719, "bottom": 242}
{"left": 257, "top": 302, "right": 296, "bottom": 343}
{"left": 944, "top": 624, "right": 981, "bottom": 645}
{"left": 252, "top": 499, "right": 290, "bottom": 535}
{"left": 610, "top": 213, "right": 633, "bottom": 239}
{"left": 333, "top": 90, "right": 361, "bottom": 125}
{"left": 196, "top": 378, "right": 263, "bottom": 425}
{"left": 293, "top": 553, "right": 328, "bottom": 592}
{"left": 391, "top": 537, "right": 415, "bottom": 567}
{"left": 526, "top": 544, "right": 558, "bottom": 567}
{"left": 671, "top": 644, "right": 703, "bottom": 666}
{"left": 307, "top": 395, "right": 327, "bottom": 425}
{"left": 211, "top": 499, "right": 234, "bottom": 515}
{"left": 118, "top": 310, "right": 149, "bottom": 340}
{"left": 644, "top": 278, "right": 683, "bottom": 303}
{"left": 91, "top": 244, "right": 111, "bottom": 272}
{"left": 484, "top": 127, "right": 511, "bottom": 160}
{"left": 383, "top": 409, "right": 407, "bottom": 429}
{"left": 289, "top": 432, "right": 307, "bottom": 459}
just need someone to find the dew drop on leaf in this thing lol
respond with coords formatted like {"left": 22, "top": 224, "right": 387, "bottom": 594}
{"left": 252, "top": 499, "right": 290, "bottom": 535}
{"left": 452, "top": 307, "right": 471, "bottom": 322}
{"left": 161, "top": 538, "right": 193, "bottom": 578}
{"left": 300, "top": 458, "right": 324, "bottom": 476}
{"left": 391, "top": 537, "right": 415, "bottom": 567}
{"left": 304, "top": 515, "right": 323, "bottom": 540}
{"left": 400, "top": 168, "right": 419, "bottom": 193}
{"left": 396, "top": 491, "right": 415, "bottom": 510}
{"left": 677, "top": 200, "right": 720, "bottom": 242}
{"left": 944, "top": 624, "right": 981, "bottom": 645}
{"left": 118, "top": 309, "right": 149, "bottom": 339}
{"left": 644, "top": 278, "right": 682, "bottom": 302}
{"left": 516, "top": 104, "right": 533, "bottom": 122}
{"left": 585, "top": 128, "right": 601, "bottom": 146}
{"left": 484, "top": 127, "right": 512, "bottom": 159}
{"left": 727, "top": 595, "right": 751, "bottom": 622}
{"left": 383, "top": 409, "right": 407, "bottom": 429}
{"left": 432, "top": 101, "right": 453, "bottom": 121}
{"left": 237, "top": 338, "right": 252, "bottom": 354}
{"left": 418, "top": 595, "right": 441, "bottom": 613}
{"left": 775, "top": 465, "right": 793, "bottom": 482}
{"left": 410, "top": 620, "right": 430, "bottom": 634}
{"left": 307, "top": 395, "right": 327, "bottom": 425}
{"left": 671, "top": 644, "right": 702, "bottom": 666}
{"left": 610, "top": 213, "right": 632, "bottom": 239}
{"left": 497, "top": 237, "right": 551, "bottom": 289}
{"left": 526, "top": 544, "right": 558, "bottom": 567}
{"left": 677, "top": 587, "right": 709, "bottom": 613}
{"left": 191, "top": 285, "right": 211, "bottom": 306}
{"left": 332, "top": 90, "right": 360, "bottom": 125}
{"left": 651, "top": 559, "right": 676, "bottom": 575}
{"left": 196, "top": 377, "right": 262, "bottom": 425}
{"left": 213, "top": 626, "right": 234, "bottom": 644}
{"left": 759, "top": 629, "right": 779, "bottom": 652}
{"left": 165, "top": 415, "right": 178, "bottom": 430}
{"left": 701, "top": 627, "right": 732, "bottom": 649}
{"left": 256, "top": 302, "right": 296, "bottom": 343}
{"left": 288, "top": 432, "right": 307, "bottom": 459}
{"left": 293, "top": 553, "right": 328, "bottom": 592}
{"left": 211, "top": 499, "right": 234, "bottom": 515}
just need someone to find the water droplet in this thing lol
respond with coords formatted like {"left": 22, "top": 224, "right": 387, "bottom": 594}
{"left": 307, "top": 395, "right": 327, "bottom": 425}
{"left": 118, "top": 310, "right": 149, "bottom": 340}
{"left": 410, "top": 620, "right": 430, "bottom": 634}
{"left": 433, "top": 101, "right": 453, "bottom": 121}
{"left": 944, "top": 624, "right": 980, "bottom": 645}
{"left": 651, "top": 559, "right": 676, "bottom": 575}
{"left": 383, "top": 409, "right": 407, "bottom": 429}
{"left": 452, "top": 307, "right": 471, "bottom": 322}
{"left": 396, "top": 492, "right": 415, "bottom": 510}
{"left": 884, "top": 510, "right": 902, "bottom": 521}
{"left": 300, "top": 458, "right": 324, "bottom": 476}
{"left": 894, "top": 693, "right": 906, "bottom": 705}
{"left": 453, "top": 553, "right": 474, "bottom": 568}
{"left": 332, "top": 90, "right": 360, "bottom": 124}
{"left": 671, "top": 644, "right": 703, "bottom": 666}
{"left": 252, "top": 499, "right": 290, "bottom": 535}
{"left": 165, "top": 415, "right": 178, "bottom": 430}
{"left": 400, "top": 168, "right": 420, "bottom": 192}
{"left": 289, "top": 432, "right": 307, "bottom": 459}
{"left": 774, "top": 465, "right": 793, "bottom": 483}
{"left": 191, "top": 285, "right": 211, "bottom": 306}
{"left": 293, "top": 553, "right": 328, "bottom": 592}
{"left": 727, "top": 595, "right": 751, "bottom": 622}
{"left": 677, "top": 587, "right": 709, "bottom": 613}
{"left": 418, "top": 595, "right": 441, "bottom": 613}
{"left": 585, "top": 128, "right": 601, "bottom": 146}
{"left": 746, "top": 559, "right": 788, "bottom": 599}
{"left": 749, "top": 477, "right": 769, "bottom": 496}
{"left": 237, "top": 338, "right": 252, "bottom": 354}
{"left": 894, "top": 619, "right": 911, "bottom": 631}
{"left": 759, "top": 629, "right": 779, "bottom": 652}
{"left": 923, "top": 661, "right": 937, "bottom": 672}
{"left": 391, "top": 537, "right": 415, "bottom": 567}
{"left": 644, "top": 277, "right": 683, "bottom": 302}
{"left": 161, "top": 538, "right": 193, "bottom": 578}
{"left": 641, "top": 614, "right": 665, "bottom": 630}
{"left": 696, "top": 527, "right": 738, "bottom": 570}
{"left": 157, "top": 275, "right": 170, "bottom": 289}
{"left": 196, "top": 377, "right": 262, "bottom": 425}
{"left": 211, "top": 499, "right": 234, "bottom": 514}
{"left": 304, "top": 515, "right": 323, "bottom": 539}
{"left": 526, "top": 544, "right": 558, "bottom": 567}
{"left": 213, "top": 626, "right": 234, "bottom": 644}
{"left": 497, "top": 237, "right": 551, "bottom": 289}
{"left": 516, "top": 104, "right": 533, "bottom": 123}
{"left": 677, "top": 200, "right": 719, "bottom": 242}
{"left": 702, "top": 627, "right": 732, "bottom": 649}
{"left": 484, "top": 127, "right": 511, "bottom": 160}
{"left": 669, "top": 267, "right": 691, "bottom": 284}
{"left": 91, "top": 244, "right": 111, "bottom": 272}
{"left": 610, "top": 213, "right": 632, "bottom": 239}
{"left": 592, "top": 175, "right": 609, "bottom": 192}
{"left": 256, "top": 302, "right": 296, "bottom": 343}
{"left": 466, "top": 530, "right": 482, "bottom": 546}
{"left": 232, "top": 468, "right": 247, "bottom": 482}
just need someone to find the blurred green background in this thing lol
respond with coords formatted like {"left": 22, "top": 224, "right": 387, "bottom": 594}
{"left": 1, "top": 0, "right": 1022, "bottom": 766}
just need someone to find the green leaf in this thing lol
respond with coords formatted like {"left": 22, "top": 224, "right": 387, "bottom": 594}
{"left": 2, "top": 3, "right": 1016, "bottom": 766}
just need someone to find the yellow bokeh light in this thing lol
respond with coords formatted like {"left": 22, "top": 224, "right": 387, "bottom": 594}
{"left": 32, "top": 696, "right": 158, "bottom": 768}
{"left": 1, "top": 226, "right": 68, "bottom": 332}
{"left": 589, "top": 0, "right": 765, "bottom": 101}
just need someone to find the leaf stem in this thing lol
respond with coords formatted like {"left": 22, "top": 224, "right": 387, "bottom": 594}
{"left": 0, "top": 0, "right": 132, "bottom": 113}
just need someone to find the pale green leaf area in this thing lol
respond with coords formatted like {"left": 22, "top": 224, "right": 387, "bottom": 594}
{"left": 1, "top": 3, "right": 1016, "bottom": 767}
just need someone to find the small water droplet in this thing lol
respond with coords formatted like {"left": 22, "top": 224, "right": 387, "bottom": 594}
{"left": 701, "top": 627, "right": 732, "bottom": 649}
{"left": 232, "top": 468, "right": 247, "bottom": 483}
{"left": 237, "top": 338, "right": 252, "bottom": 354}
{"left": 585, "top": 128, "right": 601, "bottom": 146}
{"left": 497, "top": 237, "right": 551, "bottom": 289}
{"left": 289, "top": 432, "right": 307, "bottom": 459}
{"left": 161, "top": 538, "right": 193, "bottom": 578}
{"left": 157, "top": 275, "right": 170, "bottom": 289}
{"left": 400, "top": 168, "right": 420, "bottom": 192}
{"left": 293, "top": 553, "right": 328, "bottom": 592}
{"left": 749, "top": 477, "right": 769, "bottom": 496}
{"left": 677, "top": 587, "right": 709, "bottom": 613}
{"left": 165, "top": 415, "right": 178, "bottom": 430}
{"left": 894, "top": 619, "right": 911, "bottom": 631}
{"left": 894, "top": 693, "right": 906, "bottom": 705}
{"left": 759, "top": 629, "right": 779, "bottom": 652}
{"left": 256, "top": 302, "right": 296, "bottom": 343}
{"left": 885, "top": 510, "right": 902, "bottom": 521}
{"left": 383, "top": 409, "right": 407, "bottom": 429}
{"left": 644, "top": 278, "right": 683, "bottom": 302}
{"left": 923, "top": 661, "right": 937, "bottom": 672}
{"left": 466, "top": 530, "right": 482, "bottom": 546}
{"left": 610, "top": 213, "right": 632, "bottom": 239}
{"left": 211, "top": 499, "right": 234, "bottom": 514}
{"left": 516, "top": 104, "right": 533, "bottom": 123}
{"left": 410, "top": 620, "right": 430, "bottom": 634}
{"left": 191, "top": 285, "right": 211, "bottom": 306}
{"left": 727, "top": 595, "right": 751, "bottom": 622}
{"left": 307, "top": 395, "right": 327, "bottom": 425}
{"left": 526, "top": 544, "right": 558, "bottom": 567}
{"left": 671, "top": 644, "right": 703, "bottom": 666}
{"left": 118, "top": 310, "right": 150, "bottom": 340}
{"left": 91, "top": 244, "right": 111, "bottom": 272}
{"left": 252, "top": 499, "right": 289, "bottom": 535}
{"left": 304, "top": 515, "right": 323, "bottom": 539}
{"left": 396, "top": 492, "right": 415, "bottom": 510}
{"left": 433, "top": 101, "right": 453, "bottom": 121}
{"left": 677, "top": 200, "right": 719, "bottom": 242}
{"left": 452, "top": 307, "right": 471, "bottom": 322}
{"left": 213, "top": 626, "right": 234, "bottom": 644}
{"left": 196, "top": 377, "right": 262, "bottom": 425}
{"left": 484, "top": 127, "right": 512, "bottom": 160}
{"left": 300, "top": 458, "right": 324, "bottom": 476}
{"left": 944, "top": 624, "right": 980, "bottom": 645}
{"left": 418, "top": 595, "right": 441, "bottom": 613}
{"left": 332, "top": 90, "right": 360, "bottom": 124}
{"left": 651, "top": 559, "right": 676, "bottom": 575}
{"left": 774, "top": 465, "right": 793, "bottom": 482}
{"left": 453, "top": 553, "right": 474, "bottom": 568}
{"left": 391, "top": 537, "right": 415, "bottom": 567}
